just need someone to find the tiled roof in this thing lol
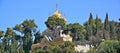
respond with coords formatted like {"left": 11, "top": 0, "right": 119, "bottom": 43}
{"left": 31, "top": 36, "right": 64, "bottom": 50}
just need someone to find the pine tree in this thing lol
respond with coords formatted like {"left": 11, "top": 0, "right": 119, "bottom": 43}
{"left": 10, "top": 36, "right": 18, "bottom": 53}
{"left": 95, "top": 15, "right": 103, "bottom": 34}
{"left": 89, "top": 13, "right": 94, "bottom": 36}
{"left": 34, "top": 31, "right": 43, "bottom": 44}
{"left": 14, "top": 20, "right": 37, "bottom": 53}
{"left": 104, "top": 13, "right": 110, "bottom": 32}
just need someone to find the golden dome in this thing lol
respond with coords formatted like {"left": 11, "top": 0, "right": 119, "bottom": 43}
{"left": 53, "top": 9, "right": 62, "bottom": 18}
{"left": 52, "top": 4, "right": 62, "bottom": 18}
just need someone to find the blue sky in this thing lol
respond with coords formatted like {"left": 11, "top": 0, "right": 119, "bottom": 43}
{"left": 0, "top": 0, "right": 120, "bottom": 32}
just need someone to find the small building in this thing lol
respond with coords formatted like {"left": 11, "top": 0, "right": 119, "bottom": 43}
{"left": 31, "top": 28, "right": 72, "bottom": 50}
{"left": 74, "top": 44, "right": 93, "bottom": 53}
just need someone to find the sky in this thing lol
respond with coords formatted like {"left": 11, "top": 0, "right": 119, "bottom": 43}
{"left": 0, "top": 0, "right": 120, "bottom": 32}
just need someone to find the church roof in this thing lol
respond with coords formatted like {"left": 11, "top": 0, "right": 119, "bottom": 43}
{"left": 49, "top": 4, "right": 67, "bottom": 21}
{"left": 52, "top": 4, "right": 63, "bottom": 18}
{"left": 53, "top": 9, "right": 62, "bottom": 18}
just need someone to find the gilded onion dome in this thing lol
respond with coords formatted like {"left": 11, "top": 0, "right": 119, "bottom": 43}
{"left": 51, "top": 4, "right": 67, "bottom": 21}
{"left": 53, "top": 9, "right": 62, "bottom": 18}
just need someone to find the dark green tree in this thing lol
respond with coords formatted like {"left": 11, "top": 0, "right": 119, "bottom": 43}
{"left": 87, "top": 49, "right": 97, "bottom": 53}
{"left": 4, "top": 28, "right": 15, "bottom": 52}
{"left": 22, "top": 20, "right": 37, "bottom": 53}
{"left": 49, "top": 45, "right": 61, "bottom": 53}
{"left": 97, "top": 40, "right": 120, "bottom": 53}
{"left": 13, "top": 24, "right": 24, "bottom": 53}
{"left": 109, "top": 21, "right": 117, "bottom": 40}
{"left": 14, "top": 19, "right": 37, "bottom": 53}
{"left": 60, "top": 41, "right": 76, "bottom": 53}
{"left": 104, "top": 13, "right": 110, "bottom": 32}
{"left": 67, "top": 23, "right": 85, "bottom": 41}
{"left": 89, "top": 13, "right": 96, "bottom": 35}
{"left": 0, "top": 30, "right": 4, "bottom": 38}
{"left": 10, "top": 36, "right": 18, "bottom": 53}
{"left": 0, "top": 30, "right": 4, "bottom": 53}
{"left": 45, "top": 16, "right": 66, "bottom": 30}
{"left": 34, "top": 31, "right": 43, "bottom": 44}
{"left": 84, "top": 13, "right": 95, "bottom": 40}
{"left": 95, "top": 15, "right": 103, "bottom": 34}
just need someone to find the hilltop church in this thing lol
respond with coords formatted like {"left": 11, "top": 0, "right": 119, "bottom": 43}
{"left": 31, "top": 6, "right": 72, "bottom": 50}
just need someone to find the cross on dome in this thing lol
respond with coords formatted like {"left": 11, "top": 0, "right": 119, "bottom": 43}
{"left": 53, "top": 4, "right": 62, "bottom": 18}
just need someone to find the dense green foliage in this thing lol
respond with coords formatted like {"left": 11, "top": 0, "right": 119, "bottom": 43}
{"left": 0, "top": 13, "right": 120, "bottom": 53}
{"left": 87, "top": 49, "right": 97, "bottom": 53}
{"left": 31, "top": 41, "right": 76, "bottom": 53}
{"left": 45, "top": 16, "right": 66, "bottom": 30}
{"left": 66, "top": 23, "right": 85, "bottom": 41}
{"left": 97, "top": 40, "right": 120, "bottom": 53}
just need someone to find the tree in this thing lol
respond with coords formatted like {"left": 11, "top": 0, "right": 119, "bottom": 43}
{"left": 84, "top": 22, "right": 91, "bottom": 40}
{"left": 67, "top": 23, "right": 85, "bottom": 41}
{"left": 0, "top": 30, "right": 4, "bottom": 53}
{"left": 49, "top": 45, "right": 61, "bottom": 53}
{"left": 22, "top": 20, "right": 37, "bottom": 53}
{"left": 14, "top": 19, "right": 37, "bottom": 53}
{"left": 109, "top": 21, "right": 117, "bottom": 40}
{"left": 4, "top": 28, "right": 15, "bottom": 52}
{"left": 5, "top": 28, "right": 15, "bottom": 39}
{"left": 116, "top": 19, "right": 120, "bottom": 40}
{"left": 89, "top": 13, "right": 96, "bottom": 35}
{"left": 104, "top": 13, "right": 110, "bottom": 32}
{"left": 31, "top": 41, "right": 76, "bottom": 53}
{"left": 34, "top": 31, "right": 43, "bottom": 44}
{"left": 97, "top": 40, "right": 120, "bottom": 53}
{"left": 60, "top": 41, "right": 76, "bottom": 53}
{"left": 10, "top": 36, "right": 18, "bottom": 53}
{"left": 13, "top": 24, "right": 24, "bottom": 53}
{"left": 95, "top": 15, "right": 103, "bottom": 34}
{"left": 84, "top": 13, "right": 95, "bottom": 40}
{"left": 45, "top": 16, "right": 66, "bottom": 30}
{"left": 0, "top": 30, "right": 4, "bottom": 38}
{"left": 87, "top": 49, "right": 97, "bottom": 53}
